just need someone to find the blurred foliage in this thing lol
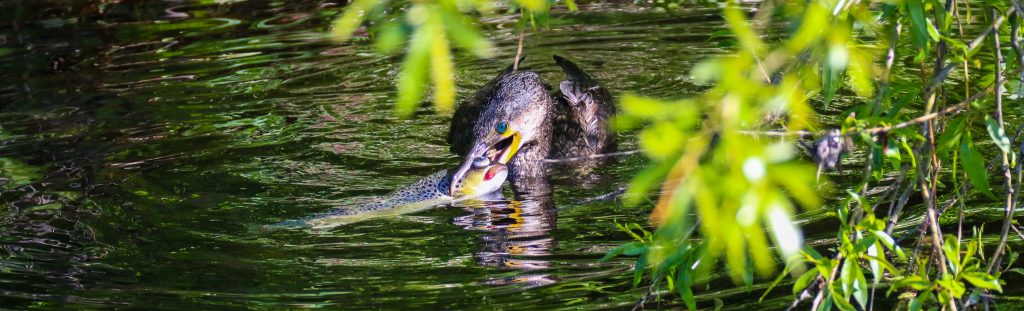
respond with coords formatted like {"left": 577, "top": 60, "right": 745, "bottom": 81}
{"left": 332, "top": 0, "right": 1022, "bottom": 309}
{"left": 330, "top": 0, "right": 574, "bottom": 116}
{"left": 607, "top": 0, "right": 1020, "bottom": 309}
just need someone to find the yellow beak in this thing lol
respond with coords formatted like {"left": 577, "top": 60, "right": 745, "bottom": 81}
{"left": 498, "top": 131, "right": 523, "bottom": 164}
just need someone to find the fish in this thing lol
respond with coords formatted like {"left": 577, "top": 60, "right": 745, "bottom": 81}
{"left": 271, "top": 157, "right": 508, "bottom": 230}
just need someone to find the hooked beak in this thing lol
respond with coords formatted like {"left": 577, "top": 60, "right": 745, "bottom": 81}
{"left": 449, "top": 131, "right": 522, "bottom": 194}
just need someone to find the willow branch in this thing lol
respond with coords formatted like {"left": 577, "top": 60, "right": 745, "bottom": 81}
{"left": 513, "top": 30, "right": 525, "bottom": 71}
{"left": 990, "top": 8, "right": 1016, "bottom": 272}
{"left": 542, "top": 150, "right": 642, "bottom": 164}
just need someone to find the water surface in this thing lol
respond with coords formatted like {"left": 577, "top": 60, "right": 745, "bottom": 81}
{"left": 1, "top": 1, "right": 1021, "bottom": 309}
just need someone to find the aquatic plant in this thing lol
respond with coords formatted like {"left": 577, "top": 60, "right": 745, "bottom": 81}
{"left": 331, "top": 0, "right": 1021, "bottom": 309}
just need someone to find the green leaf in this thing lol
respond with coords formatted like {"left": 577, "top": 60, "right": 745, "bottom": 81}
{"left": 373, "top": 22, "right": 407, "bottom": 54}
{"left": 515, "top": 0, "right": 549, "bottom": 12}
{"left": 890, "top": 275, "right": 931, "bottom": 294}
{"left": 830, "top": 288, "right": 858, "bottom": 311}
{"left": 793, "top": 269, "right": 819, "bottom": 295}
{"left": 985, "top": 116, "right": 1011, "bottom": 154}
{"left": 906, "top": 0, "right": 932, "bottom": 46}
{"left": 943, "top": 235, "right": 961, "bottom": 273}
{"left": 428, "top": 16, "right": 456, "bottom": 113}
{"left": 868, "top": 242, "right": 882, "bottom": 285}
{"left": 760, "top": 261, "right": 792, "bottom": 302}
{"left": 624, "top": 154, "right": 677, "bottom": 206}
{"left": 633, "top": 254, "right": 648, "bottom": 288}
{"left": 600, "top": 241, "right": 646, "bottom": 261}
{"left": 330, "top": 0, "right": 381, "bottom": 42}
{"left": 870, "top": 230, "right": 905, "bottom": 259}
{"left": 840, "top": 257, "right": 854, "bottom": 298}
{"left": 822, "top": 60, "right": 840, "bottom": 109}
{"left": 936, "top": 273, "right": 966, "bottom": 298}
{"left": 925, "top": 16, "right": 940, "bottom": 42}
{"left": 871, "top": 146, "right": 884, "bottom": 179}
{"left": 395, "top": 24, "right": 433, "bottom": 117}
{"left": 901, "top": 137, "right": 917, "bottom": 169}
{"left": 679, "top": 283, "right": 696, "bottom": 311}
{"left": 961, "top": 272, "right": 1003, "bottom": 292}
{"left": 961, "top": 133, "right": 996, "bottom": 199}
{"left": 909, "top": 293, "right": 926, "bottom": 311}
{"left": 885, "top": 140, "right": 901, "bottom": 171}
{"left": 937, "top": 116, "right": 966, "bottom": 158}
{"left": 564, "top": 0, "right": 578, "bottom": 11}
{"left": 439, "top": 10, "right": 494, "bottom": 57}
{"left": 639, "top": 122, "right": 685, "bottom": 158}
{"left": 847, "top": 49, "right": 875, "bottom": 98}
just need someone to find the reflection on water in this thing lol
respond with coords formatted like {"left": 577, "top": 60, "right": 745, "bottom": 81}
{"left": 459, "top": 196, "right": 559, "bottom": 271}
{"left": 3, "top": 0, "right": 1020, "bottom": 309}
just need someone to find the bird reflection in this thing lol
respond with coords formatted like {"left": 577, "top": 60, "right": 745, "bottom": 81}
{"left": 453, "top": 183, "right": 561, "bottom": 288}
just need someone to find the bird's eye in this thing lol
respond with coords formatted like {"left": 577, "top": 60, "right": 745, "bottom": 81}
{"left": 495, "top": 122, "right": 508, "bottom": 134}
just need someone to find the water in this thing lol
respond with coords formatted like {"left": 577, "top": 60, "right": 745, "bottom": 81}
{"left": 1, "top": 1, "right": 1021, "bottom": 310}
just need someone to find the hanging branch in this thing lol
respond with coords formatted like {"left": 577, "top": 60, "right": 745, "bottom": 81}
{"left": 542, "top": 150, "right": 643, "bottom": 164}
{"left": 988, "top": 6, "right": 1017, "bottom": 274}
{"left": 513, "top": 30, "right": 525, "bottom": 71}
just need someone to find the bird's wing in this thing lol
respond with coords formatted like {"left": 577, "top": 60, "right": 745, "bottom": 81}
{"left": 551, "top": 55, "right": 616, "bottom": 156}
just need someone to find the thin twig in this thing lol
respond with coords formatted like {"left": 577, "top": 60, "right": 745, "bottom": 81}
{"left": 575, "top": 186, "right": 628, "bottom": 204}
{"left": 738, "top": 130, "right": 814, "bottom": 137}
{"left": 542, "top": 150, "right": 643, "bottom": 163}
{"left": 988, "top": 7, "right": 1015, "bottom": 274}
{"left": 513, "top": 30, "right": 525, "bottom": 71}
{"left": 927, "top": 6, "right": 1015, "bottom": 92}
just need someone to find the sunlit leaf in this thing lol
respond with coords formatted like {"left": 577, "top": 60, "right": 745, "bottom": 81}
{"left": 374, "top": 21, "right": 407, "bottom": 54}
{"left": 439, "top": 10, "right": 494, "bottom": 57}
{"left": 870, "top": 230, "right": 905, "bottom": 259}
{"left": 942, "top": 235, "right": 962, "bottom": 274}
{"left": 890, "top": 275, "right": 931, "bottom": 294}
{"left": 885, "top": 141, "right": 901, "bottom": 170}
{"left": 868, "top": 242, "right": 881, "bottom": 285}
{"left": 936, "top": 274, "right": 966, "bottom": 298}
{"left": 985, "top": 116, "right": 1011, "bottom": 154}
{"left": 723, "top": 5, "right": 765, "bottom": 53}
{"left": 639, "top": 122, "right": 685, "bottom": 158}
{"left": 395, "top": 24, "right": 432, "bottom": 117}
{"left": 691, "top": 59, "right": 722, "bottom": 83}
{"left": 786, "top": 3, "right": 828, "bottom": 52}
{"left": 847, "top": 48, "right": 875, "bottom": 98}
{"left": 564, "top": 0, "right": 578, "bottom": 11}
{"left": 766, "top": 201, "right": 802, "bottom": 259}
{"left": 852, "top": 262, "right": 868, "bottom": 309}
{"left": 793, "top": 269, "right": 819, "bottom": 295}
{"left": 515, "top": 0, "right": 548, "bottom": 12}
{"left": 961, "top": 272, "right": 1002, "bottom": 292}
{"left": 625, "top": 157, "right": 677, "bottom": 206}
{"left": 428, "top": 16, "right": 456, "bottom": 113}
{"left": 330, "top": 0, "right": 381, "bottom": 42}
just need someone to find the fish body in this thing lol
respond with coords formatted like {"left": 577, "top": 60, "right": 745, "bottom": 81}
{"left": 286, "top": 161, "right": 508, "bottom": 230}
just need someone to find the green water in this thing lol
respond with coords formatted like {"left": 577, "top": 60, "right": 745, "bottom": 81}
{"left": 1, "top": 1, "right": 1021, "bottom": 310}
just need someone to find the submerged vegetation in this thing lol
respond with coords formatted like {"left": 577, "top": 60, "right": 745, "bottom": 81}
{"left": 334, "top": 0, "right": 1023, "bottom": 309}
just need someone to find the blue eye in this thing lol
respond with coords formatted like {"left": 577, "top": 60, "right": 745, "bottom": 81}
{"left": 495, "top": 122, "right": 508, "bottom": 134}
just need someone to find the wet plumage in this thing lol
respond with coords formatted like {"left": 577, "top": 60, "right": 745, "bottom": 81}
{"left": 448, "top": 55, "right": 616, "bottom": 194}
